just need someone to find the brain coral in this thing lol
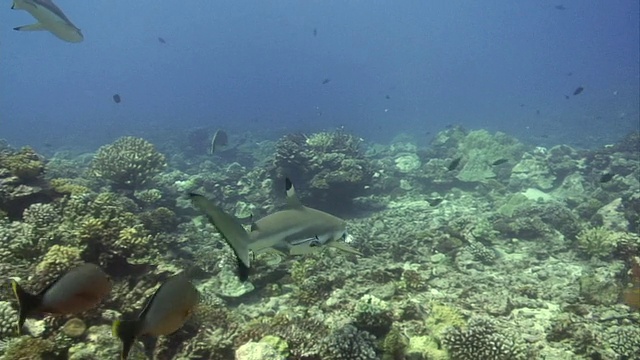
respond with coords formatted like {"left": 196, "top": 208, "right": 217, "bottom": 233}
{"left": 89, "top": 136, "right": 166, "bottom": 190}
{"left": 442, "top": 317, "right": 529, "bottom": 360}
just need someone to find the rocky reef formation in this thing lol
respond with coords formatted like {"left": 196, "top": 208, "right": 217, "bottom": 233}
{"left": 0, "top": 128, "right": 638, "bottom": 360}
{"left": 0, "top": 143, "right": 62, "bottom": 219}
{"left": 271, "top": 130, "right": 374, "bottom": 211}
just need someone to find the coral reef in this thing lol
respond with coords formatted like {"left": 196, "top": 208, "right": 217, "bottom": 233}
{"left": 442, "top": 317, "right": 530, "bottom": 360}
{"left": 89, "top": 136, "right": 166, "bottom": 190}
{"left": 0, "top": 145, "right": 60, "bottom": 219}
{"left": 0, "top": 146, "right": 45, "bottom": 181}
{"left": 576, "top": 226, "right": 621, "bottom": 259}
{"left": 0, "top": 301, "right": 18, "bottom": 338}
{"left": 272, "top": 130, "right": 373, "bottom": 210}
{"left": 0, "top": 126, "right": 638, "bottom": 360}
{"left": 320, "top": 324, "right": 378, "bottom": 360}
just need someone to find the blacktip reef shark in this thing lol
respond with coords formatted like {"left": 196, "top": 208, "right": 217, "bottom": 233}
{"left": 189, "top": 178, "right": 362, "bottom": 281}
{"left": 11, "top": 0, "right": 83, "bottom": 43}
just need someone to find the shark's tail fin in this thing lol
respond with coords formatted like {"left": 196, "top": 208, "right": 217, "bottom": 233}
{"left": 189, "top": 193, "right": 251, "bottom": 281}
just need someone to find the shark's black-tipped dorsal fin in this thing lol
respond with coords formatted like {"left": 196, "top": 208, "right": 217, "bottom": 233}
{"left": 285, "top": 177, "right": 303, "bottom": 209}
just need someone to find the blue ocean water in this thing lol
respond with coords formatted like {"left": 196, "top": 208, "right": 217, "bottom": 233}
{"left": 1, "top": 0, "right": 638, "bottom": 150}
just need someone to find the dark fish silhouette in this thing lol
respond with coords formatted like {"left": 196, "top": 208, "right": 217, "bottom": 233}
{"left": 599, "top": 173, "right": 614, "bottom": 183}
{"left": 536, "top": 109, "right": 540, "bottom": 115}
{"left": 555, "top": 5, "right": 566, "bottom": 10}
{"left": 427, "top": 198, "right": 443, "bottom": 207}
{"left": 208, "top": 129, "right": 228, "bottom": 155}
{"left": 112, "top": 94, "right": 121, "bottom": 103}
{"left": 11, "top": 263, "right": 112, "bottom": 334}
{"left": 448, "top": 157, "right": 462, "bottom": 171}
{"left": 566, "top": 72, "right": 573, "bottom": 76}
{"left": 313, "top": 28, "right": 317, "bottom": 37}
{"left": 385, "top": 95, "right": 390, "bottom": 99}
{"left": 113, "top": 273, "right": 198, "bottom": 360}
{"left": 564, "top": 95, "right": 570, "bottom": 99}
{"left": 322, "top": 78, "right": 331, "bottom": 85}
{"left": 158, "top": 37, "right": 166, "bottom": 44}
{"left": 573, "top": 86, "right": 584, "bottom": 95}
{"left": 492, "top": 158, "right": 508, "bottom": 166}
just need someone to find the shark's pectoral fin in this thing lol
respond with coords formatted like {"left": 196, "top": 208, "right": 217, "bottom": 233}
{"left": 14, "top": 23, "right": 46, "bottom": 31}
{"left": 328, "top": 242, "right": 363, "bottom": 256}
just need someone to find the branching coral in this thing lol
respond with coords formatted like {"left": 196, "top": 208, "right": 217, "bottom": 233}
{"left": 115, "top": 224, "right": 152, "bottom": 255}
{"left": 22, "top": 202, "right": 61, "bottom": 235}
{"left": 576, "top": 226, "right": 619, "bottom": 259}
{"left": 0, "top": 220, "right": 41, "bottom": 262}
{"left": 49, "top": 178, "right": 90, "bottom": 196}
{"left": 58, "top": 192, "right": 159, "bottom": 266}
{"left": 2, "top": 336, "right": 55, "bottom": 360}
{"left": 139, "top": 207, "right": 178, "bottom": 235}
{"left": 0, "top": 301, "right": 18, "bottom": 338}
{"left": 35, "top": 244, "right": 83, "bottom": 286}
{"left": 89, "top": 136, "right": 166, "bottom": 190}
{"left": 133, "top": 188, "right": 162, "bottom": 206}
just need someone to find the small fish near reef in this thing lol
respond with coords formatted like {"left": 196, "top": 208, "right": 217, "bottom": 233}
{"left": 447, "top": 157, "right": 462, "bottom": 171}
{"left": 599, "top": 172, "right": 614, "bottom": 183}
{"left": 113, "top": 94, "right": 121, "bottom": 104}
{"left": 427, "top": 198, "right": 444, "bottom": 207}
{"left": 492, "top": 158, "right": 509, "bottom": 166}
{"left": 11, "top": 0, "right": 83, "bottom": 43}
{"left": 11, "top": 263, "right": 112, "bottom": 334}
{"left": 158, "top": 37, "right": 166, "bottom": 44}
{"left": 573, "top": 86, "right": 584, "bottom": 96}
{"left": 322, "top": 78, "right": 331, "bottom": 85}
{"left": 208, "top": 129, "right": 228, "bottom": 155}
{"left": 113, "top": 273, "right": 199, "bottom": 360}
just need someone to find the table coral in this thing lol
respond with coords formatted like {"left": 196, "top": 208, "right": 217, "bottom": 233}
{"left": 0, "top": 146, "right": 44, "bottom": 182}
{"left": 0, "top": 146, "right": 59, "bottom": 219}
